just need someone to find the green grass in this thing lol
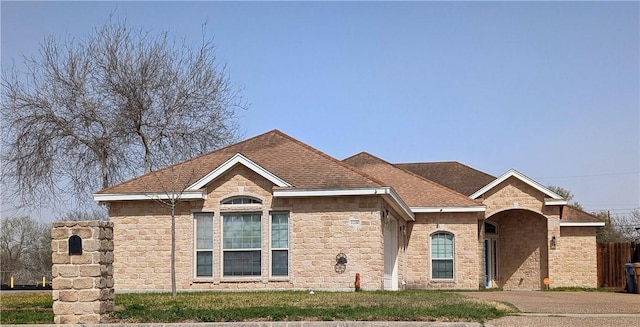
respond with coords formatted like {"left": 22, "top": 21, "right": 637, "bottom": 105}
{"left": 1, "top": 290, "right": 516, "bottom": 324}
{"left": 0, "top": 292, "right": 54, "bottom": 324}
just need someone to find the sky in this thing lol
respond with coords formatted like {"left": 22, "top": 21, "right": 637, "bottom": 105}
{"left": 1, "top": 1, "right": 639, "bottom": 222}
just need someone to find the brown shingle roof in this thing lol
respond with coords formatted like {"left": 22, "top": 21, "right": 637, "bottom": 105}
{"left": 343, "top": 153, "right": 481, "bottom": 208}
{"left": 395, "top": 162, "right": 495, "bottom": 196}
{"left": 96, "top": 130, "right": 384, "bottom": 194}
{"left": 561, "top": 205, "right": 604, "bottom": 223}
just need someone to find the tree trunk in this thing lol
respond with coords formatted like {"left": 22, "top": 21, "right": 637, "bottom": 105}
{"left": 171, "top": 200, "right": 177, "bottom": 296}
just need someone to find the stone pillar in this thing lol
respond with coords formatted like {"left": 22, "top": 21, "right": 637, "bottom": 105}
{"left": 51, "top": 220, "right": 114, "bottom": 324}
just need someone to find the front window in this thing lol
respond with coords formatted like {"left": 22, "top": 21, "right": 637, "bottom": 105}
{"left": 431, "top": 232, "right": 454, "bottom": 279}
{"left": 222, "top": 213, "right": 261, "bottom": 276}
{"left": 271, "top": 213, "right": 289, "bottom": 276}
{"left": 194, "top": 213, "right": 214, "bottom": 277}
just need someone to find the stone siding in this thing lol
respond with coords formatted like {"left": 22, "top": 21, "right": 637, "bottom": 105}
{"left": 553, "top": 226, "right": 598, "bottom": 288}
{"left": 108, "top": 165, "right": 393, "bottom": 291}
{"left": 404, "top": 212, "right": 479, "bottom": 289}
{"left": 51, "top": 221, "right": 114, "bottom": 324}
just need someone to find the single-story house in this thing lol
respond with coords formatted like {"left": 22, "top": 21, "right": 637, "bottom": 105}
{"left": 93, "top": 129, "right": 604, "bottom": 292}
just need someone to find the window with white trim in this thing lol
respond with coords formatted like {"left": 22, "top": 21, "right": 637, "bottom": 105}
{"left": 222, "top": 197, "right": 262, "bottom": 205}
{"left": 194, "top": 213, "right": 214, "bottom": 277}
{"left": 222, "top": 213, "right": 261, "bottom": 276}
{"left": 271, "top": 212, "right": 289, "bottom": 276}
{"left": 431, "top": 232, "right": 454, "bottom": 279}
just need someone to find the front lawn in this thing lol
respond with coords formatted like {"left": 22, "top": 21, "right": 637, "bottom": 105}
{"left": 0, "top": 290, "right": 517, "bottom": 324}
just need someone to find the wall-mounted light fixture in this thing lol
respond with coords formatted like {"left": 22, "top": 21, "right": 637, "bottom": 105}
{"left": 550, "top": 235, "right": 557, "bottom": 250}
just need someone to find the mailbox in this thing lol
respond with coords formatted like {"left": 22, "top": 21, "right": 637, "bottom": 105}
{"left": 68, "top": 235, "right": 82, "bottom": 255}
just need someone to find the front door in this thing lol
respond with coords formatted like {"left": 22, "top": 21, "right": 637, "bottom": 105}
{"left": 383, "top": 218, "right": 398, "bottom": 290}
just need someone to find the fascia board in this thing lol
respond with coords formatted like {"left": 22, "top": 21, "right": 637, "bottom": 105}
{"left": 545, "top": 199, "right": 568, "bottom": 206}
{"left": 273, "top": 187, "right": 415, "bottom": 221}
{"left": 94, "top": 191, "right": 206, "bottom": 202}
{"left": 273, "top": 187, "right": 389, "bottom": 197}
{"left": 470, "top": 169, "right": 564, "bottom": 200}
{"left": 411, "top": 206, "right": 486, "bottom": 213}
{"left": 188, "top": 153, "right": 291, "bottom": 190}
{"left": 559, "top": 222, "right": 606, "bottom": 227}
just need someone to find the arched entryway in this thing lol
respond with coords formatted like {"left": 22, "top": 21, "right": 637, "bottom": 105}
{"left": 485, "top": 209, "right": 549, "bottom": 290}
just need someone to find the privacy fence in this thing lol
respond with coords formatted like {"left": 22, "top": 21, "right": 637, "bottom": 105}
{"left": 597, "top": 242, "right": 640, "bottom": 289}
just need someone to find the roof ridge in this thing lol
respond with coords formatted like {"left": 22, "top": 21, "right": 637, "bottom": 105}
{"left": 273, "top": 133, "right": 388, "bottom": 187}
{"left": 396, "top": 161, "right": 496, "bottom": 181}
{"left": 348, "top": 152, "right": 481, "bottom": 205}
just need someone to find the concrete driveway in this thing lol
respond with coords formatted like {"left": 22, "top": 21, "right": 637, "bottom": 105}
{"left": 462, "top": 291, "right": 640, "bottom": 327}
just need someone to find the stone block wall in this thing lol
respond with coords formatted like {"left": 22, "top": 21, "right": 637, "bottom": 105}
{"left": 108, "top": 164, "right": 395, "bottom": 292}
{"left": 51, "top": 220, "right": 114, "bottom": 324}
{"left": 553, "top": 226, "right": 598, "bottom": 288}
{"left": 404, "top": 212, "right": 479, "bottom": 289}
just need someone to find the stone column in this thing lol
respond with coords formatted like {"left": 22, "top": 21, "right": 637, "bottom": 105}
{"left": 51, "top": 220, "right": 114, "bottom": 324}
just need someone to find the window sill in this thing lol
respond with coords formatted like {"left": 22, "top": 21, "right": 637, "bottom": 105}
{"left": 220, "top": 277, "right": 262, "bottom": 283}
{"left": 192, "top": 278, "right": 216, "bottom": 284}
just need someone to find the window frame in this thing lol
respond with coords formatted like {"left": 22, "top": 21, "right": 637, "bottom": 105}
{"left": 221, "top": 212, "right": 262, "bottom": 277}
{"left": 193, "top": 212, "right": 214, "bottom": 279}
{"left": 221, "top": 196, "right": 262, "bottom": 205}
{"left": 270, "top": 212, "right": 290, "bottom": 277}
{"left": 430, "top": 232, "right": 455, "bottom": 280}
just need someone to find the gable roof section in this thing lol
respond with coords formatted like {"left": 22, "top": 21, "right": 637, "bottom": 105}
{"left": 344, "top": 152, "right": 483, "bottom": 211}
{"left": 95, "top": 130, "right": 385, "bottom": 197}
{"left": 470, "top": 169, "right": 568, "bottom": 206}
{"left": 560, "top": 205, "right": 605, "bottom": 227}
{"left": 396, "top": 162, "right": 495, "bottom": 196}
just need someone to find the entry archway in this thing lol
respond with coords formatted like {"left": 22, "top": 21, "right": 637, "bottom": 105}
{"left": 486, "top": 209, "right": 548, "bottom": 290}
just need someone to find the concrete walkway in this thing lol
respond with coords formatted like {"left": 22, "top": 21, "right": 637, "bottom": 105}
{"left": 462, "top": 291, "right": 640, "bottom": 327}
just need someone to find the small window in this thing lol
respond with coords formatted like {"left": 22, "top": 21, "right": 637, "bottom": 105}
{"left": 222, "top": 197, "right": 262, "bottom": 205}
{"left": 431, "top": 232, "right": 454, "bottom": 279}
{"left": 271, "top": 212, "right": 289, "bottom": 276}
{"left": 195, "top": 213, "right": 214, "bottom": 277}
{"left": 485, "top": 222, "right": 497, "bottom": 234}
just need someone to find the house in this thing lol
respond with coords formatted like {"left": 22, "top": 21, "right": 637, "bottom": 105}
{"left": 93, "top": 129, "right": 604, "bottom": 292}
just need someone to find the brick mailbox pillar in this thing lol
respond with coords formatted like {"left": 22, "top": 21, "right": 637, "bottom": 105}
{"left": 51, "top": 220, "right": 114, "bottom": 324}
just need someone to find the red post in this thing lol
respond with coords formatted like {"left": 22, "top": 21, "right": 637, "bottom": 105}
{"left": 355, "top": 273, "right": 361, "bottom": 292}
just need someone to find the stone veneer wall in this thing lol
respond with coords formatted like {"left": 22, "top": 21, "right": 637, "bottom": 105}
{"left": 553, "top": 226, "right": 598, "bottom": 288}
{"left": 51, "top": 220, "right": 114, "bottom": 324}
{"left": 404, "top": 212, "right": 479, "bottom": 289}
{"left": 108, "top": 165, "right": 394, "bottom": 291}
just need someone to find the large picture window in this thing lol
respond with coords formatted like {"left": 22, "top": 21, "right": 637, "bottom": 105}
{"left": 223, "top": 213, "right": 261, "bottom": 276}
{"left": 194, "top": 213, "right": 214, "bottom": 277}
{"left": 431, "top": 232, "right": 454, "bottom": 279}
{"left": 271, "top": 213, "right": 289, "bottom": 276}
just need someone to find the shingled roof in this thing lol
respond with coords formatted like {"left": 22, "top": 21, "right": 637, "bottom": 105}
{"left": 96, "top": 130, "right": 385, "bottom": 195}
{"left": 561, "top": 205, "right": 605, "bottom": 224}
{"left": 395, "top": 162, "right": 495, "bottom": 196}
{"left": 344, "top": 152, "right": 482, "bottom": 208}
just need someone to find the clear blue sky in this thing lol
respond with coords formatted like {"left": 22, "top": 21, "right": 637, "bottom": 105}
{"left": 1, "top": 1, "right": 638, "bottom": 220}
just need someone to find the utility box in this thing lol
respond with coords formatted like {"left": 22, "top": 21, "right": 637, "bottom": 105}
{"left": 624, "top": 263, "right": 635, "bottom": 293}
{"left": 51, "top": 221, "right": 114, "bottom": 323}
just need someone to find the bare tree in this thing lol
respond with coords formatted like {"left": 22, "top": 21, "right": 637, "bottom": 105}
{"left": 1, "top": 21, "right": 244, "bottom": 212}
{"left": 547, "top": 185, "right": 583, "bottom": 210}
{"left": 143, "top": 142, "right": 200, "bottom": 296}
{"left": 0, "top": 216, "right": 51, "bottom": 285}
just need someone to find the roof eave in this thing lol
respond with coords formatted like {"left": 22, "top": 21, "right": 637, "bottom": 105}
{"left": 559, "top": 222, "right": 606, "bottom": 227}
{"left": 470, "top": 169, "right": 565, "bottom": 201}
{"left": 93, "top": 190, "right": 207, "bottom": 202}
{"left": 273, "top": 187, "right": 415, "bottom": 221}
{"left": 411, "top": 206, "right": 486, "bottom": 213}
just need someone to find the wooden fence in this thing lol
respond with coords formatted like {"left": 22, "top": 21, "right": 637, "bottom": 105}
{"left": 597, "top": 242, "right": 640, "bottom": 289}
